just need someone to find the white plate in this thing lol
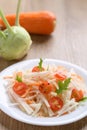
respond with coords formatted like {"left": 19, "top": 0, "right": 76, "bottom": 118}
{"left": 0, "top": 59, "right": 87, "bottom": 126}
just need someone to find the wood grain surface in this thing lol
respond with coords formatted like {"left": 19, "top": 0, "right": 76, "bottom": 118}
{"left": 0, "top": 0, "right": 87, "bottom": 129}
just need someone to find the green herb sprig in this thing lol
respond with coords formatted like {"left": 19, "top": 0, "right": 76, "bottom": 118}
{"left": 16, "top": 75, "right": 22, "bottom": 82}
{"left": 79, "top": 97, "right": 87, "bottom": 102}
{"left": 56, "top": 78, "right": 71, "bottom": 94}
{"left": 38, "top": 58, "right": 43, "bottom": 71}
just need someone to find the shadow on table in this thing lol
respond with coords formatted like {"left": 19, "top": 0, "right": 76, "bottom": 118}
{"left": 0, "top": 57, "right": 21, "bottom": 72}
{"left": 31, "top": 34, "right": 53, "bottom": 44}
{"left": 0, "top": 111, "right": 87, "bottom": 130}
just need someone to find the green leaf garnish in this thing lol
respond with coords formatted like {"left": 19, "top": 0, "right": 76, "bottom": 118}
{"left": 56, "top": 78, "right": 71, "bottom": 94}
{"left": 38, "top": 58, "right": 43, "bottom": 71}
{"left": 79, "top": 97, "right": 87, "bottom": 102}
{"left": 16, "top": 75, "right": 22, "bottom": 82}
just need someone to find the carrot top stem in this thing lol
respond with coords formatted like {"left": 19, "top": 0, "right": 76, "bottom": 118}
{"left": 0, "top": 9, "right": 13, "bottom": 33}
{"left": 15, "top": 0, "right": 21, "bottom": 26}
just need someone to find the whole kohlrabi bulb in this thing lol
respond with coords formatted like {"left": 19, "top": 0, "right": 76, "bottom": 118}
{"left": 0, "top": 0, "right": 32, "bottom": 60}
{"left": 0, "top": 26, "right": 32, "bottom": 60}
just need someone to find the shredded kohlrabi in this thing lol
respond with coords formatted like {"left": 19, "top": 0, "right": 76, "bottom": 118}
{"left": 4, "top": 61, "right": 87, "bottom": 117}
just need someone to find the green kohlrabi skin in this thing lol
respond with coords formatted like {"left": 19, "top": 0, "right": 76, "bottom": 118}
{"left": 0, "top": 26, "right": 32, "bottom": 60}
{"left": 0, "top": 0, "right": 32, "bottom": 60}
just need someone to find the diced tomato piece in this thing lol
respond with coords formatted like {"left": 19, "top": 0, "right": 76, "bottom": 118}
{"left": 49, "top": 96, "right": 63, "bottom": 111}
{"left": 39, "top": 81, "right": 56, "bottom": 94}
{"left": 71, "top": 88, "right": 84, "bottom": 102}
{"left": 13, "top": 82, "right": 28, "bottom": 96}
{"left": 32, "top": 66, "right": 44, "bottom": 72}
{"left": 54, "top": 73, "right": 66, "bottom": 81}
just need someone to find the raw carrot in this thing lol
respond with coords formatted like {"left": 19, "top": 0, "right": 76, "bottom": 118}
{"left": 0, "top": 11, "right": 56, "bottom": 35}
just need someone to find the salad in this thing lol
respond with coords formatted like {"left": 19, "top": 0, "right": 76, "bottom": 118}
{"left": 5, "top": 59, "right": 87, "bottom": 117}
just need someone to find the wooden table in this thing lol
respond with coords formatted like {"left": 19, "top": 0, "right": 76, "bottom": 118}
{"left": 0, "top": 0, "right": 87, "bottom": 129}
